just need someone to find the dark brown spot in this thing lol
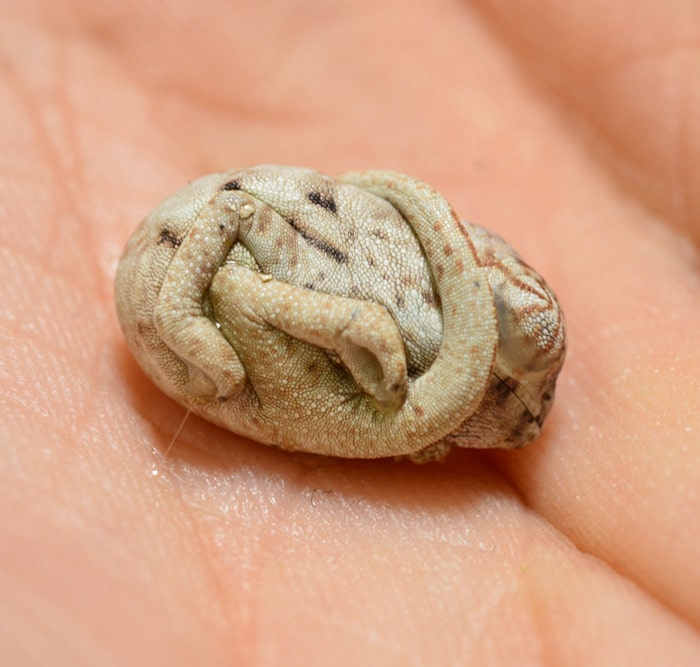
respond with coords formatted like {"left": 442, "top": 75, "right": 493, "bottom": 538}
{"left": 307, "top": 191, "right": 337, "bottom": 214}
{"left": 285, "top": 217, "right": 348, "bottom": 264}
{"left": 158, "top": 229, "right": 182, "bottom": 248}
{"left": 444, "top": 244, "right": 453, "bottom": 256}
{"left": 413, "top": 405, "right": 425, "bottom": 418}
{"left": 222, "top": 180, "right": 241, "bottom": 191}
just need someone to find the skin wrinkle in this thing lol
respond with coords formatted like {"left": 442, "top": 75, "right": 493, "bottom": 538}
{"left": 520, "top": 511, "right": 679, "bottom": 641}
{"left": 488, "top": 361, "right": 700, "bottom": 630}
{"left": 576, "top": 40, "right": 700, "bottom": 81}
{"left": 507, "top": 469, "right": 700, "bottom": 635}
{"left": 677, "top": 60, "right": 694, "bottom": 226}
{"left": 493, "top": 448, "right": 700, "bottom": 633}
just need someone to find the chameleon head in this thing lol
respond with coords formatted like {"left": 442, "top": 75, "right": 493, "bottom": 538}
{"left": 443, "top": 224, "right": 566, "bottom": 451}
{"left": 489, "top": 259, "right": 566, "bottom": 446}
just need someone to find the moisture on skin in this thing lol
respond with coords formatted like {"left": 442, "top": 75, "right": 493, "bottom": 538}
{"left": 115, "top": 166, "right": 566, "bottom": 460}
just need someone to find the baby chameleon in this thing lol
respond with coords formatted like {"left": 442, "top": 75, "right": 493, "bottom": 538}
{"left": 115, "top": 166, "right": 566, "bottom": 461}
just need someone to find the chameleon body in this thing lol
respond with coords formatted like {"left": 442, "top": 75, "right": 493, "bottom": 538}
{"left": 115, "top": 166, "right": 565, "bottom": 460}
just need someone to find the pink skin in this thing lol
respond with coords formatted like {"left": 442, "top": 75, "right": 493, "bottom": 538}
{"left": 2, "top": 1, "right": 699, "bottom": 665}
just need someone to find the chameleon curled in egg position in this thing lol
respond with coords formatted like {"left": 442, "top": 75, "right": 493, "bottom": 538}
{"left": 115, "top": 166, "right": 566, "bottom": 461}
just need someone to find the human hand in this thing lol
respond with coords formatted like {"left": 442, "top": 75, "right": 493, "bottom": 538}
{"left": 2, "top": 1, "right": 698, "bottom": 664}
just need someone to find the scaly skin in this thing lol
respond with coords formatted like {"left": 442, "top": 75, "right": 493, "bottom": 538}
{"left": 115, "top": 166, "right": 565, "bottom": 459}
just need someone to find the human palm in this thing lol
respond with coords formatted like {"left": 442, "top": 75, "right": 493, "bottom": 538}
{"left": 2, "top": 1, "right": 699, "bottom": 664}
